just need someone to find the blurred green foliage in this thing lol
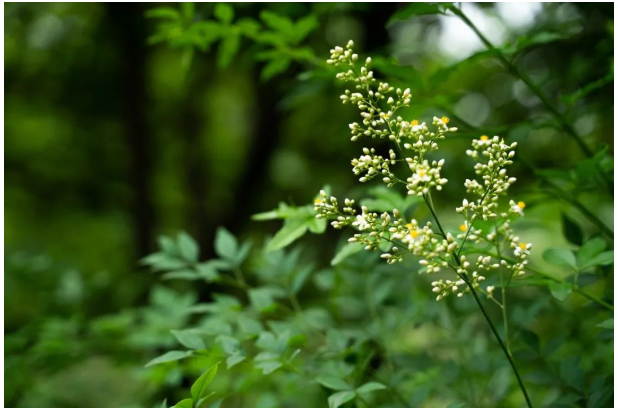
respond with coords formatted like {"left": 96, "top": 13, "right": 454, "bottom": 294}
{"left": 4, "top": 2, "right": 613, "bottom": 408}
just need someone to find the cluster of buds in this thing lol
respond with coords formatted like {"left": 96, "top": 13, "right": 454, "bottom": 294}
{"left": 351, "top": 147, "right": 397, "bottom": 183}
{"left": 432, "top": 278, "right": 468, "bottom": 300}
{"left": 463, "top": 135, "right": 518, "bottom": 220}
{"left": 314, "top": 191, "right": 357, "bottom": 229}
{"left": 406, "top": 158, "right": 448, "bottom": 196}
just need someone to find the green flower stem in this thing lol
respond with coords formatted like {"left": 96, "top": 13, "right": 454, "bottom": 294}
{"left": 422, "top": 195, "right": 533, "bottom": 408}
{"left": 479, "top": 250, "right": 614, "bottom": 312}
{"left": 465, "top": 281, "right": 533, "bottom": 408}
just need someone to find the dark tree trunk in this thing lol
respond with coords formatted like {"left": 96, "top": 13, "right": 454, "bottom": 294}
{"left": 107, "top": 3, "right": 155, "bottom": 261}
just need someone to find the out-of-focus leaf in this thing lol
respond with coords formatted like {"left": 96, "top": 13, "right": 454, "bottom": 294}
{"left": 172, "top": 329, "right": 206, "bottom": 350}
{"left": 548, "top": 282, "right": 572, "bottom": 301}
{"left": 260, "top": 11, "right": 295, "bottom": 38}
{"left": 291, "top": 265, "right": 312, "bottom": 294}
{"left": 356, "top": 382, "right": 387, "bottom": 393}
{"left": 387, "top": 3, "right": 444, "bottom": 26}
{"left": 145, "top": 350, "right": 193, "bottom": 367}
{"left": 178, "top": 232, "right": 199, "bottom": 262}
{"left": 577, "top": 237, "right": 606, "bottom": 267}
{"left": 580, "top": 251, "right": 613, "bottom": 269}
{"left": 215, "top": 227, "right": 238, "bottom": 261}
{"left": 294, "top": 14, "right": 318, "bottom": 44}
{"left": 597, "top": 318, "right": 613, "bottom": 329}
{"left": 146, "top": 7, "right": 180, "bottom": 21}
{"left": 328, "top": 390, "right": 356, "bottom": 408}
{"left": 265, "top": 219, "right": 308, "bottom": 252}
{"left": 542, "top": 248, "right": 577, "bottom": 269}
{"left": 316, "top": 376, "right": 351, "bottom": 391}
{"left": 331, "top": 242, "right": 364, "bottom": 266}
{"left": 261, "top": 55, "right": 292, "bottom": 81}
{"left": 226, "top": 353, "right": 246, "bottom": 369}
{"left": 217, "top": 33, "right": 240, "bottom": 68}
{"left": 214, "top": 3, "right": 234, "bottom": 24}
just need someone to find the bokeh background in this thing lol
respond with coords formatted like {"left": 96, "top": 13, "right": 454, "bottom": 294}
{"left": 4, "top": 2, "right": 613, "bottom": 407}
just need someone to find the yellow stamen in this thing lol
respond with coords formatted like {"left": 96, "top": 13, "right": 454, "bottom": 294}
{"left": 480, "top": 135, "right": 489, "bottom": 141}
{"left": 314, "top": 198, "right": 323, "bottom": 205}
{"left": 459, "top": 223, "right": 467, "bottom": 232}
{"left": 418, "top": 170, "right": 426, "bottom": 178}
{"left": 517, "top": 201, "right": 526, "bottom": 209}
{"left": 410, "top": 229, "right": 419, "bottom": 239}
{"left": 519, "top": 242, "right": 527, "bottom": 250}
{"left": 441, "top": 116, "right": 450, "bottom": 124}
{"left": 405, "top": 223, "right": 414, "bottom": 230}
{"left": 411, "top": 119, "right": 419, "bottom": 126}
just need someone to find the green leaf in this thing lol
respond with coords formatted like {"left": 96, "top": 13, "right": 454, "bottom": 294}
{"left": 291, "top": 265, "right": 312, "bottom": 294}
{"left": 237, "top": 316, "right": 263, "bottom": 336}
{"left": 217, "top": 33, "right": 240, "bottom": 68}
{"left": 266, "top": 219, "right": 308, "bottom": 252}
{"left": 328, "top": 391, "right": 356, "bottom": 408}
{"left": 549, "top": 282, "right": 572, "bottom": 301}
{"left": 145, "top": 7, "right": 180, "bottom": 21}
{"left": 331, "top": 242, "right": 364, "bottom": 266}
{"left": 249, "top": 286, "right": 286, "bottom": 311}
{"left": 255, "top": 359, "right": 282, "bottom": 374}
{"left": 597, "top": 319, "right": 613, "bottom": 329}
{"left": 260, "top": 11, "right": 295, "bottom": 37}
{"left": 215, "top": 227, "right": 238, "bottom": 261}
{"left": 251, "top": 210, "right": 281, "bottom": 221}
{"left": 560, "top": 356, "right": 583, "bottom": 390}
{"left": 141, "top": 252, "right": 188, "bottom": 271}
{"left": 172, "top": 398, "right": 194, "bottom": 408}
{"left": 235, "top": 241, "right": 252, "bottom": 266}
{"left": 145, "top": 350, "right": 193, "bottom": 367}
{"left": 387, "top": 3, "right": 443, "bottom": 26}
{"left": 561, "top": 214, "right": 583, "bottom": 246}
{"left": 161, "top": 270, "right": 198, "bottom": 281}
{"left": 294, "top": 14, "right": 318, "bottom": 43}
{"left": 577, "top": 238, "right": 606, "bottom": 268}
{"left": 581, "top": 251, "right": 613, "bottom": 269}
{"left": 172, "top": 329, "right": 205, "bottom": 350}
{"left": 194, "top": 263, "right": 221, "bottom": 282}
{"left": 180, "top": 2, "right": 195, "bottom": 22}
{"left": 316, "top": 376, "right": 352, "bottom": 391}
{"left": 214, "top": 3, "right": 234, "bottom": 24}
{"left": 306, "top": 215, "right": 327, "bottom": 234}
{"left": 261, "top": 55, "right": 291, "bottom": 81}
{"left": 191, "top": 363, "right": 219, "bottom": 403}
{"left": 177, "top": 232, "right": 199, "bottom": 262}
{"left": 217, "top": 335, "right": 240, "bottom": 355}
{"left": 543, "top": 248, "right": 577, "bottom": 269}
{"left": 158, "top": 235, "right": 178, "bottom": 255}
{"left": 226, "top": 353, "right": 246, "bottom": 369}
{"left": 196, "top": 392, "right": 216, "bottom": 408}
{"left": 356, "top": 382, "right": 387, "bottom": 394}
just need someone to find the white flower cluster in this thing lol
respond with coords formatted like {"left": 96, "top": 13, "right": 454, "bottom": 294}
{"left": 320, "top": 41, "right": 532, "bottom": 303}
{"left": 460, "top": 135, "right": 518, "bottom": 220}
{"left": 329, "top": 41, "right": 455, "bottom": 197}
{"left": 351, "top": 147, "right": 397, "bottom": 183}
